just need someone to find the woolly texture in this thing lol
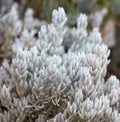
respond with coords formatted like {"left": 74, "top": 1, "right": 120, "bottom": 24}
{"left": 0, "top": 7, "right": 120, "bottom": 122}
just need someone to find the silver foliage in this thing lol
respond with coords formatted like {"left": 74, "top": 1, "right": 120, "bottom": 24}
{"left": 0, "top": 6, "right": 120, "bottom": 122}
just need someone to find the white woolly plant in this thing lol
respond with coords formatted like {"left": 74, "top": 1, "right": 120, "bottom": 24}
{"left": 0, "top": 3, "right": 46, "bottom": 57}
{"left": 0, "top": 7, "right": 120, "bottom": 122}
